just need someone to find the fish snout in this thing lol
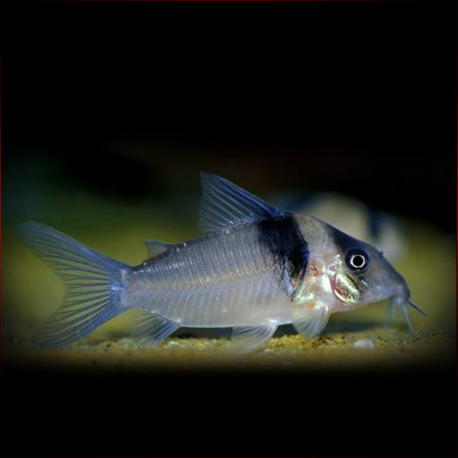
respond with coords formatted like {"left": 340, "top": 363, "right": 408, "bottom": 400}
{"left": 383, "top": 258, "right": 410, "bottom": 299}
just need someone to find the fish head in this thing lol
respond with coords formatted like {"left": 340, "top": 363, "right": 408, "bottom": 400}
{"left": 322, "top": 224, "right": 414, "bottom": 312}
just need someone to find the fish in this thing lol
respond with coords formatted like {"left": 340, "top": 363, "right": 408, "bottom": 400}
{"left": 17, "top": 172, "right": 425, "bottom": 353}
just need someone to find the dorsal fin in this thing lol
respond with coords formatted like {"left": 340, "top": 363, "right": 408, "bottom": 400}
{"left": 199, "top": 172, "right": 286, "bottom": 234}
{"left": 144, "top": 240, "right": 172, "bottom": 261}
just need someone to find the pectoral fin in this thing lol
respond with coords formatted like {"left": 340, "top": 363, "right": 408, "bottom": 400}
{"left": 231, "top": 322, "right": 278, "bottom": 353}
{"left": 293, "top": 304, "right": 330, "bottom": 339}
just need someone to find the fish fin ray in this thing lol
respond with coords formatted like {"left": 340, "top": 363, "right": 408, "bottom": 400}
{"left": 16, "top": 222, "right": 129, "bottom": 347}
{"left": 293, "top": 304, "right": 330, "bottom": 339}
{"left": 131, "top": 310, "right": 180, "bottom": 345}
{"left": 231, "top": 322, "right": 278, "bottom": 353}
{"left": 199, "top": 172, "right": 286, "bottom": 234}
{"left": 143, "top": 240, "right": 172, "bottom": 261}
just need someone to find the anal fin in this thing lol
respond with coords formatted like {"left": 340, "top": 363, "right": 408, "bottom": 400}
{"left": 132, "top": 310, "right": 180, "bottom": 345}
{"left": 293, "top": 303, "right": 330, "bottom": 339}
{"left": 231, "top": 321, "right": 278, "bottom": 354}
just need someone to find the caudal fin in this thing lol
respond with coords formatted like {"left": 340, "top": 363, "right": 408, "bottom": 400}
{"left": 17, "top": 222, "right": 129, "bottom": 347}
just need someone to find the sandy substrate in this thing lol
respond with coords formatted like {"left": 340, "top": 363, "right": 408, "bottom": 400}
{"left": 3, "top": 327, "right": 455, "bottom": 372}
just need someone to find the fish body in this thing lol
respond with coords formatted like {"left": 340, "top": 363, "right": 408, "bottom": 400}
{"left": 128, "top": 222, "right": 294, "bottom": 328}
{"left": 17, "top": 173, "right": 422, "bottom": 352}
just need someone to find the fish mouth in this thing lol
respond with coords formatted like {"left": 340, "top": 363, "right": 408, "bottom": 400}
{"left": 388, "top": 294, "right": 427, "bottom": 333}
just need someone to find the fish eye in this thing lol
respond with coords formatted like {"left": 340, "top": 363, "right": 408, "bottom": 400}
{"left": 345, "top": 249, "right": 369, "bottom": 272}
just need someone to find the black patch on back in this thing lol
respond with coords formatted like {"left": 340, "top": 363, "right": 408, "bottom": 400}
{"left": 257, "top": 216, "right": 309, "bottom": 292}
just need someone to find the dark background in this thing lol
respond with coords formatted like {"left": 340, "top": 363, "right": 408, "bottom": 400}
{"left": 1, "top": 2, "right": 457, "bottom": 458}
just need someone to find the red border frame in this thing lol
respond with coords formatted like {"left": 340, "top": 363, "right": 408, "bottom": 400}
{"left": 0, "top": 1, "right": 456, "bottom": 457}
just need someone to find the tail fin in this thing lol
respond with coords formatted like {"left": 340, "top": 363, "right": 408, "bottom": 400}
{"left": 17, "top": 222, "right": 129, "bottom": 347}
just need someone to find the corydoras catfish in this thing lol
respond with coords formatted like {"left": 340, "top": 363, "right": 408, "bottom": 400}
{"left": 17, "top": 173, "right": 424, "bottom": 353}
